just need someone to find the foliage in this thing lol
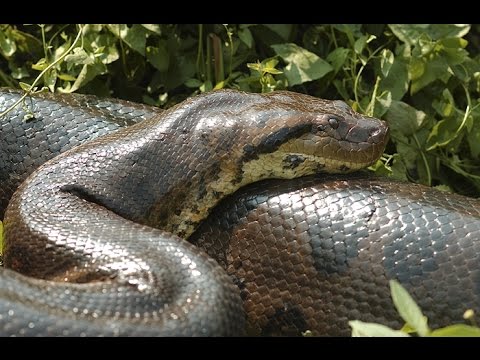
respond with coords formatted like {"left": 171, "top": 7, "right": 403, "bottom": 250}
{"left": 1, "top": 24, "right": 480, "bottom": 195}
{"left": 1, "top": 25, "right": 480, "bottom": 335}
{"left": 349, "top": 280, "right": 480, "bottom": 337}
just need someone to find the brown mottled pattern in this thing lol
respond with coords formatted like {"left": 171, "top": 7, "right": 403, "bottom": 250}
{"left": 0, "top": 89, "right": 388, "bottom": 336}
{"left": 191, "top": 173, "right": 480, "bottom": 336}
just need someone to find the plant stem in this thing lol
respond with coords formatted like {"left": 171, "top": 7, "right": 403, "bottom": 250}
{"left": 0, "top": 24, "right": 84, "bottom": 119}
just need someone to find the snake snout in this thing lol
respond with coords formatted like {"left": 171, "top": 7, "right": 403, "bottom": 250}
{"left": 345, "top": 118, "right": 389, "bottom": 145}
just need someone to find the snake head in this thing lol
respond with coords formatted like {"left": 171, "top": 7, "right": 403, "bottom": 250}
{"left": 236, "top": 91, "right": 389, "bottom": 181}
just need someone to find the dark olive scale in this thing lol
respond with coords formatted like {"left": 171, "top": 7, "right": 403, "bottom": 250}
{"left": 1, "top": 88, "right": 477, "bottom": 336}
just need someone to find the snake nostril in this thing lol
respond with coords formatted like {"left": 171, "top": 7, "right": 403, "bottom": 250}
{"left": 370, "top": 128, "right": 381, "bottom": 137}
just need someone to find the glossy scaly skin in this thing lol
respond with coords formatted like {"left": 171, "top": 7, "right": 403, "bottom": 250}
{"left": 192, "top": 173, "right": 480, "bottom": 336}
{"left": 0, "top": 89, "right": 387, "bottom": 335}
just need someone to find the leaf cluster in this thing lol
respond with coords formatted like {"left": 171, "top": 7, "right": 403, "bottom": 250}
{"left": 2, "top": 24, "right": 480, "bottom": 195}
{"left": 349, "top": 280, "right": 480, "bottom": 337}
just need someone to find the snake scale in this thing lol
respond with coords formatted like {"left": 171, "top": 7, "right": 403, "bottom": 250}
{"left": 0, "top": 88, "right": 479, "bottom": 336}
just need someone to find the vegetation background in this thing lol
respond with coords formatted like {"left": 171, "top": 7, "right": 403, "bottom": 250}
{"left": 1, "top": 23, "right": 480, "bottom": 336}
{"left": 1, "top": 24, "right": 480, "bottom": 196}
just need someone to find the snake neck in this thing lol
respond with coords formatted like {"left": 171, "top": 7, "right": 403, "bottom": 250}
{"left": 36, "top": 89, "right": 387, "bottom": 240}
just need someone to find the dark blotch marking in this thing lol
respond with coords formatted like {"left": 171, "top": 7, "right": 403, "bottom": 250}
{"left": 339, "top": 165, "right": 350, "bottom": 172}
{"left": 196, "top": 175, "right": 207, "bottom": 201}
{"left": 261, "top": 303, "right": 309, "bottom": 336}
{"left": 283, "top": 154, "right": 305, "bottom": 170}
{"left": 231, "top": 275, "right": 248, "bottom": 300}
{"left": 243, "top": 144, "right": 258, "bottom": 161}
{"left": 241, "top": 124, "right": 312, "bottom": 162}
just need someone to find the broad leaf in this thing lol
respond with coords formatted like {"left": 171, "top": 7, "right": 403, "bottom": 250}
{"left": 263, "top": 24, "right": 292, "bottom": 41}
{"left": 467, "top": 127, "right": 480, "bottom": 158}
{"left": 327, "top": 47, "right": 350, "bottom": 73}
{"left": 380, "top": 49, "right": 394, "bottom": 77}
{"left": 410, "top": 56, "right": 450, "bottom": 95}
{"left": 389, "top": 24, "right": 470, "bottom": 47}
{"left": 390, "top": 280, "right": 430, "bottom": 337}
{"left": 271, "top": 43, "right": 333, "bottom": 86}
{"left": 238, "top": 27, "right": 253, "bottom": 48}
{"left": 67, "top": 61, "right": 107, "bottom": 93}
{"left": 141, "top": 24, "right": 162, "bottom": 35}
{"left": 64, "top": 48, "right": 93, "bottom": 65}
{"left": 146, "top": 44, "right": 169, "bottom": 72}
{"left": 107, "top": 24, "right": 147, "bottom": 56}
{"left": 430, "top": 324, "right": 480, "bottom": 337}
{"left": 349, "top": 320, "right": 410, "bottom": 337}
{"left": 0, "top": 29, "right": 16, "bottom": 57}
{"left": 385, "top": 100, "right": 426, "bottom": 137}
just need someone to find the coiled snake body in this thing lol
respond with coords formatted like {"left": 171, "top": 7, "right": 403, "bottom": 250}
{"left": 0, "top": 88, "right": 479, "bottom": 336}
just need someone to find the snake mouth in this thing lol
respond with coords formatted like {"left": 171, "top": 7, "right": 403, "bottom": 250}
{"left": 238, "top": 117, "right": 389, "bottom": 185}
{"left": 276, "top": 125, "right": 389, "bottom": 175}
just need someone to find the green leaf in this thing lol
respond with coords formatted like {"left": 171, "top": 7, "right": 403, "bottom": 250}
{"left": 247, "top": 58, "right": 282, "bottom": 76}
{"left": 349, "top": 320, "right": 410, "bottom": 337}
{"left": 262, "top": 58, "right": 282, "bottom": 74}
{"left": 141, "top": 24, "right": 162, "bottom": 35}
{"left": 163, "top": 54, "right": 196, "bottom": 90}
{"left": 368, "top": 159, "right": 392, "bottom": 176}
{"left": 64, "top": 47, "right": 93, "bottom": 65}
{"left": 326, "top": 47, "right": 350, "bottom": 73}
{"left": 84, "top": 33, "right": 119, "bottom": 65}
{"left": 389, "top": 154, "right": 409, "bottom": 181}
{"left": 199, "top": 80, "right": 213, "bottom": 93}
{"left": 400, "top": 320, "right": 423, "bottom": 334}
{"left": 389, "top": 24, "right": 471, "bottom": 47}
{"left": 439, "top": 38, "right": 469, "bottom": 65}
{"left": 390, "top": 280, "right": 430, "bottom": 337}
{"left": 354, "top": 35, "right": 367, "bottom": 55}
{"left": 0, "top": 29, "right": 17, "bottom": 57}
{"left": 57, "top": 73, "right": 76, "bottom": 81}
{"left": 213, "top": 80, "right": 226, "bottom": 90}
{"left": 467, "top": 127, "right": 480, "bottom": 158}
{"left": 385, "top": 100, "right": 426, "bottom": 137}
{"left": 19, "top": 82, "right": 33, "bottom": 92}
{"left": 146, "top": 44, "right": 169, "bottom": 72}
{"left": 184, "top": 78, "right": 203, "bottom": 88}
{"left": 67, "top": 61, "right": 106, "bottom": 93}
{"left": 380, "top": 49, "right": 394, "bottom": 77}
{"left": 31, "top": 57, "right": 48, "bottom": 71}
{"left": 43, "top": 69, "right": 57, "bottom": 93}
{"left": 374, "top": 90, "right": 392, "bottom": 118}
{"left": 379, "top": 54, "right": 409, "bottom": 101}
{"left": 107, "top": 24, "right": 147, "bottom": 56}
{"left": 410, "top": 56, "right": 450, "bottom": 94}
{"left": 427, "top": 118, "right": 462, "bottom": 151}
{"left": 333, "top": 79, "right": 349, "bottom": 101}
{"left": 10, "top": 65, "right": 30, "bottom": 80}
{"left": 430, "top": 324, "right": 480, "bottom": 337}
{"left": 332, "top": 24, "right": 362, "bottom": 38}
{"left": 271, "top": 43, "right": 333, "bottom": 86}
{"left": 238, "top": 27, "right": 253, "bottom": 48}
{"left": 263, "top": 24, "right": 292, "bottom": 41}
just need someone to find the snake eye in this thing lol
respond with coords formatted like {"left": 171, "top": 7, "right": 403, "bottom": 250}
{"left": 328, "top": 116, "right": 340, "bottom": 129}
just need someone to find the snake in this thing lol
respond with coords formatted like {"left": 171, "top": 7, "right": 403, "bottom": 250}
{"left": 0, "top": 88, "right": 478, "bottom": 336}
